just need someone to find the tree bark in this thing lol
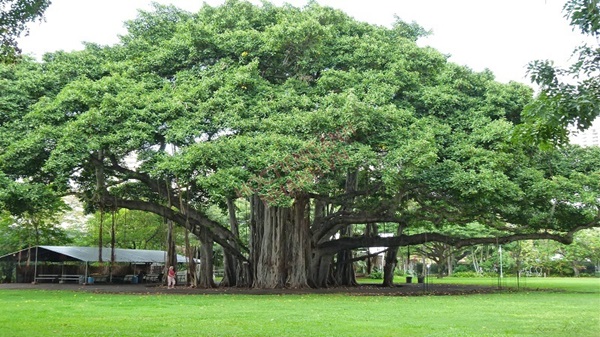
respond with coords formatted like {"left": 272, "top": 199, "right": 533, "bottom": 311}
{"left": 184, "top": 228, "right": 197, "bottom": 287}
{"left": 382, "top": 224, "right": 403, "bottom": 287}
{"left": 318, "top": 231, "right": 579, "bottom": 256}
{"left": 382, "top": 246, "right": 398, "bottom": 287}
{"left": 197, "top": 226, "right": 216, "bottom": 288}
{"left": 248, "top": 194, "right": 312, "bottom": 289}
{"left": 249, "top": 194, "right": 263, "bottom": 286}
{"left": 310, "top": 250, "right": 333, "bottom": 288}
{"left": 165, "top": 219, "right": 177, "bottom": 285}
{"left": 334, "top": 249, "right": 357, "bottom": 286}
{"left": 254, "top": 203, "right": 288, "bottom": 288}
{"left": 333, "top": 226, "right": 357, "bottom": 286}
{"left": 365, "top": 223, "right": 377, "bottom": 275}
{"left": 286, "top": 195, "right": 310, "bottom": 288}
{"left": 105, "top": 197, "right": 248, "bottom": 262}
{"left": 220, "top": 197, "right": 239, "bottom": 287}
{"left": 447, "top": 251, "right": 454, "bottom": 277}
{"left": 95, "top": 151, "right": 105, "bottom": 263}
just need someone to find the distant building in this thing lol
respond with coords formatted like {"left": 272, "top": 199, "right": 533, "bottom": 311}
{"left": 570, "top": 118, "right": 600, "bottom": 147}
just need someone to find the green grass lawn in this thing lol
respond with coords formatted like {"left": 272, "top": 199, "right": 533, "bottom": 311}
{"left": 0, "top": 277, "right": 598, "bottom": 337}
{"left": 361, "top": 275, "right": 600, "bottom": 293}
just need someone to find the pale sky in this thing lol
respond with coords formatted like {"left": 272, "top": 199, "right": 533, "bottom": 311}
{"left": 18, "top": 0, "right": 583, "bottom": 85}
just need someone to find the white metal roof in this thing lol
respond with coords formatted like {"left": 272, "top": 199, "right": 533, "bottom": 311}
{"left": 0, "top": 245, "right": 190, "bottom": 263}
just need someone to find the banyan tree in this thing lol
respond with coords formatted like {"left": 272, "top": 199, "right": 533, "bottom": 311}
{"left": 1, "top": 1, "right": 598, "bottom": 288}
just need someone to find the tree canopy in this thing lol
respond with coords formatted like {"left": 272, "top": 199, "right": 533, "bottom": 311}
{"left": 0, "top": 0, "right": 51, "bottom": 62}
{"left": 517, "top": 0, "right": 600, "bottom": 148}
{"left": 1, "top": 0, "right": 599, "bottom": 288}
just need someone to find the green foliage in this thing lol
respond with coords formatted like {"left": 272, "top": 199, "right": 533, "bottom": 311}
{"left": 517, "top": 0, "right": 600, "bottom": 148}
{"left": 367, "top": 268, "right": 383, "bottom": 279}
{"left": 0, "top": 210, "right": 71, "bottom": 254}
{"left": 451, "top": 271, "right": 483, "bottom": 278}
{"left": 455, "top": 230, "right": 600, "bottom": 278}
{"left": 565, "top": 0, "right": 600, "bottom": 36}
{"left": 77, "top": 209, "right": 169, "bottom": 250}
{"left": 0, "top": 0, "right": 51, "bottom": 62}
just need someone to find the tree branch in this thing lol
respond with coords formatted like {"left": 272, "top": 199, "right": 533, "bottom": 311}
{"left": 316, "top": 227, "right": 595, "bottom": 256}
{"left": 103, "top": 197, "right": 249, "bottom": 263}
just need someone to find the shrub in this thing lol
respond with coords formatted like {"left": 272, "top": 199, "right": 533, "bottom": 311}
{"left": 452, "top": 271, "right": 483, "bottom": 278}
{"left": 453, "top": 264, "right": 474, "bottom": 273}
{"left": 368, "top": 269, "right": 383, "bottom": 279}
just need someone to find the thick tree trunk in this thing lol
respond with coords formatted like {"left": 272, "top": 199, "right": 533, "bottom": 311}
{"left": 365, "top": 223, "right": 377, "bottom": 275}
{"left": 197, "top": 226, "right": 216, "bottom": 288}
{"left": 310, "top": 248, "right": 334, "bottom": 288}
{"left": 382, "top": 246, "right": 399, "bottom": 287}
{"left": 221, "top": 253, "right": 236, "bottom": 287}
{"left": 220, "top": 197, "right": 240, "bottom": 287}
{"left": 382, "top": 225, "right": 403, "bottom": 287}
{"left": 184, "top": 230, "right": 197, "bottom": 287}
{"left": 165, "top": 219, "right": 177, "bottom": 285}
{"left": 310, "top": 252, "right": 322, "bottom": 287}
{"left": 249, "top": 194, "right": 262, "bottom": 286}
{"left": 310, "top": 199, "right": 328, "bottom": 287}
{"left": 331, "top": 169, "right": 359, "bottom": 286}
{"left": 237, "top": 261, "right": 253, "bottom": 287}
{"left": 333, "top": 225, "right": 357, "bottom": 286}
{"left": 334, "top": 249, "right": 357, "bottom": 286}
{"left": 250, "top": 194, "right": 311, "bottom": 289}
{"left": 285, "top": 195, "right": 310, "bottom": 288}
{"left": 254, "top": 203, "right": 288, "bottom": 288}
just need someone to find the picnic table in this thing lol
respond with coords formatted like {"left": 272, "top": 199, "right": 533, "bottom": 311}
{"left": 143, "top": 274, "right": 162, "bottom": 283}
{"left": 58, "top": 275, "right": 83, "bottom": 283}
{"left": 34, "top": 274, "right": 59, "bottom": 283}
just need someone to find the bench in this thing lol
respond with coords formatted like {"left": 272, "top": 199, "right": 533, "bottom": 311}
{"left": 59, "top": 275, "right": 83, "bottom": 283}
{"left": 176, "top": 271, "right": 187, "bottom": 284}
{"left": 143, "top": 274, "right": 161, "bottom": 283}
{"left": 90, "top": 274, "right": 108, "bottom": 283}
{"left": 35, "top": 274, "right": 59, "bottom": 283}
{"left": 124, "top": 274, "right": 144, "bottom": 283}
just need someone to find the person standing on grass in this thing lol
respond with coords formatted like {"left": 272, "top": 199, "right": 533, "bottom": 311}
{"left": 167, "top": 266, "right": 176, "bottom": 289}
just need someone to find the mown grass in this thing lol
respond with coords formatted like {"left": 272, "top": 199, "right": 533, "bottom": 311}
{"left": 0, "top": 277, "right": 598, "bottom": 337}
{"left": 360, "top": 275, "right": 600, "bottom": 293}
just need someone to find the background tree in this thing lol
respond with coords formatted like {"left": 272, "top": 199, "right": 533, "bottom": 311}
{"left": 0, "top": 0, "right": 51, "bottom": 62}
{"left": 517, "top": 0, "right": 600, "bottom": 148}
{"left": 75, "top": 209, "right": 169, "bottom": 250}
{"left": 565, "top": 229, "right": 600, "bottom": 275}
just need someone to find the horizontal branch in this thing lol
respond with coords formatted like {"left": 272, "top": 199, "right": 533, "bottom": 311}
{"left": 103, "top": 197, "right": 249, "bottom": 262}
{"left": 316, "top": 228, "right": 593, "bottom": 256}
{"left": 313, "top": 211, "right": 402, "bottom": 244}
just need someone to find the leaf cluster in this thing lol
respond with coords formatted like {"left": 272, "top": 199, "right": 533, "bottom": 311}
{"left": 0, "top": 0, "right": 51, "bottom": 62}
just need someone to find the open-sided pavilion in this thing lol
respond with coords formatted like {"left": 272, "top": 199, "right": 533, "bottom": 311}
{"left": 0, "top": 245, "right": 189, "bottom": 284}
